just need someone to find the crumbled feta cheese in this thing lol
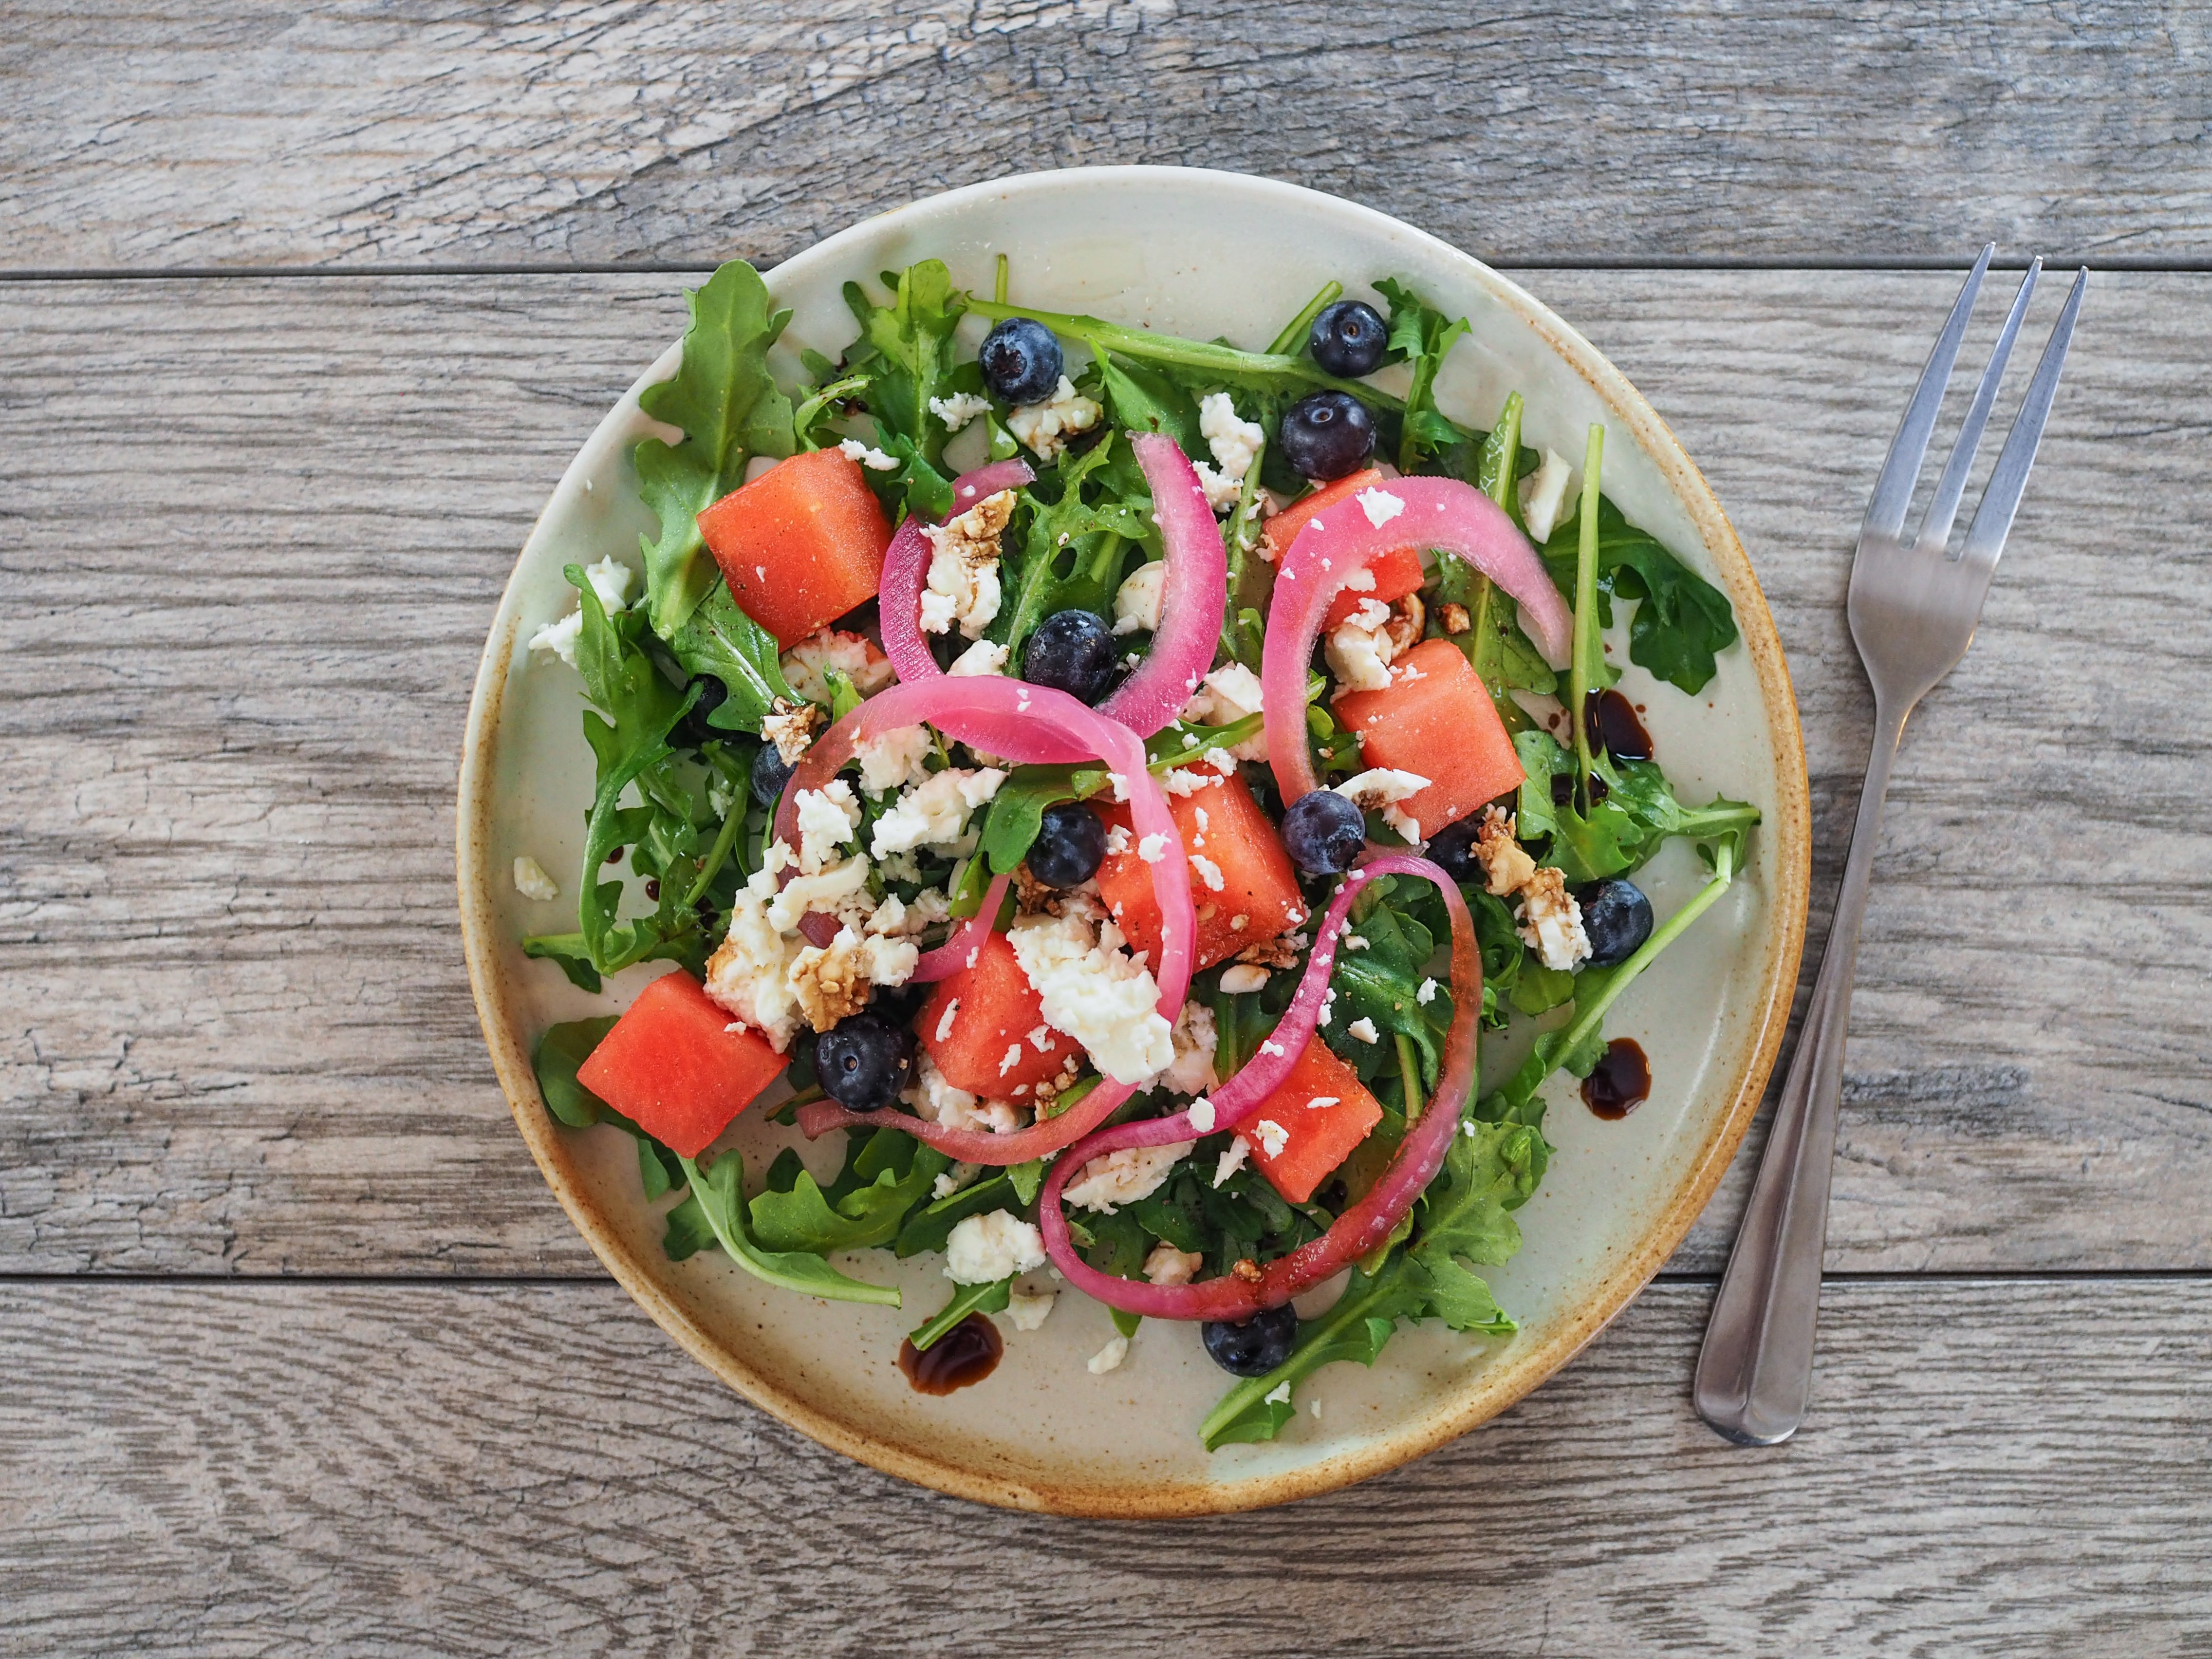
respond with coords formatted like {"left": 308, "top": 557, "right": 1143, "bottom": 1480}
{"left": 1342, "top": 933, "right": 1369, "bottom": 951}
{"left": 1112, "top": 559, "right": 1167, "bottom": 635}
{"left": 1473, "top": 805, "right": 1539, "bottom": 896}
{"left": 870, "top": 767, "right": 1007, "bottom": 858}
{"left": 1008, "top": 896, "right": 1174, "bottom": 1084}
{"left": 765, "top": 854, "right": 874, "bottom": 934}
{"left": 1334, "top": 767, "right": 1431, "bottom": 842}
{"left": 1324, "top": 608, "right": 1397, "bottom": 692}
{"left": 946, "top": 638, "right": 1009, "bottom": 677}
{"left": 704, "top": 894, "right": 804, "bottom": 1051}
{"left": 1143, "top": 1242, "right": 1204, "bottom": 1286}
{"left": 527, "top": 557, "right": 636, "bottom": 666}
{"left": 793, "top": 780, "right": 861, "bottom": 874}
{"left": 1417, "top": 977, "right": 1438, "bottom": 1005}
{"left": 838, "top": 438, "right": 899, "bottom": 472}
{"left": 1189, "top": 854, "right": 1226, "bottom": 892}
{"left": 931, "top": 1162, "right": 982, "bottom": 1201}
{"left": 1006, "top": 1289, "right": 1057, "bottom": 1330}
{"left": 1176, "top": 661, "right": 1269, "bottom": 761}
{"left": 1157, "top": 1000, "right": 1219, "bottom": 1096}
{"left": 934, "top": 999, "right": 961, "bottom": 1043}
{"left": 1199, "top": 391, "right": 1264, "bottom": 483}
{"left": 1264, "top": 1380, "right": 1293, "bottom": 1405}
{"left": 902, "top": 1052, "right": 1028, "bottom": 1136}
{"left": 1062, "top": 1142, "right": 1194, "bottom": 1213}
{"left": 944, "top": 1210, "right": 1047, "bottom": 1285}
{"left": 928, "top": 391, "right": 992, "bottom": 434}
{"left": 1249, "top": 1118, "right": 1290, "bottom": 1158}
{"left": 998, "top": 1042, "right": 1024, "bottom": 1077}
{"left": 1105, "top": 772, "right": 1131, "bottom": 803}
{"left": 1519, "top": 447, "right": 1578, "bottom": 543}
{"left": 1517, "top": 865, "right": 1594, "bottom": 971}
{"left": 512, "top": 855, "right": 559, "bottom": 902}
{"left": 1188, "top": 1097, "right": 1216, "bottom": 1133}
{"left": 1005, "top": 375, "right": 1102, "bottom": 462}
{"left": 1191, "top": 459, "right": 1243, "bottom": 515}
{"left": 1213, "top": 1136, "right": 1250, "bottom": 1187}
{"left": 1136, "top": 832, "right": 1170, "bottom": 864}
{"left": 1162, "top": 768, "right": 1215, "bottom": 797}
{"left": 1219, "top": 963, "right": 1269, "bottom": 994}
{"left": 1104, "top": 823, "right": 1133, "bottom": 856}
{"left": 1356, "top": 486, "right": 1406, "bottom": 528}
{"left": 1087, "top": 1335, "right": 1130, "bottom": 1375}
{"left": 855, "top": 723, "right": 935, "bottom": 795}
{"left": 1305, "top": 1095, "right": 1340, "bottom": 1112}
{"left": 782, "top": 628, "right": 895, "bottom": 704}
{"left": 760, "top": 700, "right": 823, "bottom": 765}
{"left": 1346, "top": 1016, "right": 1380, "bottom": 1044}
{"left": 919, "top": 489, "right": 1015, "bottom": 638}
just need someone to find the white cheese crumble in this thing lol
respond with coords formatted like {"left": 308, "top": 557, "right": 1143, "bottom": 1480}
{"left": 1136, "top": 832, "right": 1170, "bottom": 864}
{"left": 1157, "top": 999, "right": 1220, "bottom": 1097}
{"left": 781, "top": 628, "right": 894, "bottom": 704}
{"left": 1516, "top": 865, "right": 1594, "bottom": 971}
{"left": 1519, "top": 447, "right": 1579, "bottom": 543}
{"left": 855, "top": 724, "right": 935, "bottom": 795}
{"left": 1062, "top": 1142, "right": 1194, "bottom": 1213}
{"left": 918, "top": 489, "right": 1015, "bottom": 639}
{"left": 1143, "top": 1242, "right": 1204, "bottom": 1286}
{"left": 1178, "top": 662, "right": 1269, "bottom": 761}
{"left": 1112, "top": 560, "right": 1167, "bottom": 635}
{"left": 1334, "top": 767, "right": 1432, "bottom": 844}
{"left": 1189, "top": 853, "right": 1226, "bottom": 893}
{"left": 1006, "top": 1289, "right": 1057, "bottom": 1330}
{"left": 1346, "top": 1016, "right": 1381, "bottom": 1044}
{"left": 703, "top": 852, "right": 915, "bottom": 1051}
{"left": 1199, "top": 391, "right": 1264, "bottom": 483}
{"left": 1219, "top": 963, "right": 1269, "bottom": 994}
{"left": 1417, "top": 977, "right": 1438, "bottom": 1005}
{"left": 526, "top": 556, "right": 636, "bottom": 668}
{"left": 1250, "top": 1118, "right": 1290, "bottom": 1158}
{"left": 944, "top": 1210, "right": 1047, "bottom": 1284}
{"left": 1008, "top": 896, "right": 1175, "bottom": 1084}
{"left": 1213, "top": 1136, "right": 1251, "bottom": 1187}
{"left": 946, "top": 638, "right": 1009, "bottom": 677}
{"left": 1264, "top": 1380, "right": 1293, "bottom": 1405}
{"left": 928, "top": 391, "right": 992, "bottom": 433}
{"left": 903, "top": 1052, "right": 1028, "bottom": 1136}
{"left": 1005, "top": 374, "right": 1102, "bottom": 462}
{"left": 512, "top": 855, "right": 559, "bottom": 902}
{"left": 1324, "top": 607, "right": 1398, "bottom": 692}
{"left": 1356, "top": 486, "right": 1407, "bottom": 527}
{"left": 838, "top": 438, "right": 899, "bottom": 472}
{"left": 1191, "top": 459, "right": 1244, "bottom": 515}
{"left": 1088, "top": 1335, "right": 1130, "bottom": 1375}
{"left": 931, "top": 1162, "right": 982, "bottom": 1201}
{"left": 793, "top": 780, "right": 861, "bottom": 874}
{"left": 1187, "top": 1097, "right": 1217, "bottom": 1133}
{"left": 870, "top": 768, "right": 1007, "bottom": 858}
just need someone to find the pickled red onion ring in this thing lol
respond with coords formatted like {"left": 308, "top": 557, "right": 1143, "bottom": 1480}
{"left": 878, "top": 460, "right": 1037, "bottom": 686}
{"left": 774, "top": 675, "right": 1194, "bottom": 1165}
{"left": 911, "top": 872, "right": 1010, "bottom": 984}
{"left": 1261, "top": 477, "right": 1572, "bottom": 806}
{"left": 1038, "top": 854, "right": 1480, "bottom": 1320}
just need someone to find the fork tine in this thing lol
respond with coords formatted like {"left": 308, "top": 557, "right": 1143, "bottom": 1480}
{"left": 1959, "top": 266, "right": 2089, "bottom": 576}
{"left": 1863, "top": 243, "right": 1993, "bottom": 542}
{"left": 1914, "top": 259, "right": 2041, "bottom": 557}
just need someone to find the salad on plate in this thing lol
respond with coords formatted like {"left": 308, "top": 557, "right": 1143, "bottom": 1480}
{"left": 519, "top": 254, "right": 1757, "bottom": 1448}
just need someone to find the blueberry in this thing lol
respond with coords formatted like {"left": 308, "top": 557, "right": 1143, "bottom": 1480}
{"left": 814, "top": 1012, "right": 916, "bottom": 1111}
{"left": 1026, "top": 802, "right": 1107, "bottom": 888}
{"left": 1426, "top": 813, "right": 1483, "bottom": 885}
{"left": 979, "top": 317, "right": 1064, "bottom": 406}
{"left": 1308, "top": 300, "right": 1389, "bottom": 378}
{"left": 751, "top": 741, "right": 795, "bottom": 806}
{"left": 1202, "top": 1304, "right": 1299, "bottom": 1377}
{"left": 1281, "top": 788, "right": 1366, "bottom": 875}
{"left": 676, "top": 674, "right": 728, "bottom": 748}
{"left": 1578, "top": 878, "right": 1654, "bottom": 967}
{"left": 1021, "top": 610, "right": 1118, "bottom": 704}
{"left": 1277, "top": 391, "right": 1376, "bottom": 481}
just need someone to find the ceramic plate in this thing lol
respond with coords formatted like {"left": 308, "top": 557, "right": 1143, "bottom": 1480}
{"left": 458, "top": 166, "right": 1810, "bottom": 1516}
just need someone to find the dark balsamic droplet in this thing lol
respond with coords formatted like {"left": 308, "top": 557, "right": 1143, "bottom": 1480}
{"left": 1582, "top": 1038, "right": 1652, "bottom": 1119}
{"left": 898, "top": 1314, "right": 1004, "bottom": 1395}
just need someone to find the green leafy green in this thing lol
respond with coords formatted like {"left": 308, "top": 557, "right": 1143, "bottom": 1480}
{"left": 635, "top": 261, "right": 797, "bottom": 635}
{"left": 895, "top": 1170, "right": 1018, "bottom": 1259}
{"left": 665, "top": 580, "right": 797, "bottom": 734}
{"left": 1374, "top": 278, "right": 1471, "bottom": 472}
{"left": 676, "top": 1151, "right": 903, "bottom": 1306}
{"left": 992, "top": 432, "right": 1153, "bottom": 661}
{"left": 1324, "top": 878, "right": 1454, "bottom": 1100}
{"left": 531, "top": 1017, "right": 620, "bottom": 1128}
{"left": 521, "top": 932, "right": 604, "bottom": 994}
{"left": 910, "top": 1278, "right": 1012, "bottom": 1351}
{"left": 1514, "top": 729, "right": 1761, "bottom": 886}
{"left": 1541, "top": 495, "right": 1741, "bottom": 696}
{"left": 748, "top": 1130, "right": 950, "bottom": 1254}
{"left": 842, "top": 261, "right": 965, "bottom": 466}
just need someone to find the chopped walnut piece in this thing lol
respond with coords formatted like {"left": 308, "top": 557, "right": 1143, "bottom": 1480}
{"left": 1473, "top": 805, "right": 1539, "bottom": 897}
{"left": 1439, "top": 601, "right": 1472, "bottom": 635}
{"left": 1235, "top": 930, "right": 1307, "bottom": 970}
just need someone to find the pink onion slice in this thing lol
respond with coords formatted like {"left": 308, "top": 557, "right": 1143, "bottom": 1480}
{"left": 910, "top": 872, "right": 1011, "bottom": 984}
{"left": 776, "top": 675, "right": 1195, "bottom": 1165}
{"left": 1261, "top": 477, "right": 1572, "bottom": 805}
{"left": 879, "top": 460, "right": 1038, "bottom": 685}
{"left": 1090, "top": 433, "right": 1227, "bottom": 739}
{"left": 1038, "top": 853, "right": 1480, "bottom": 1321}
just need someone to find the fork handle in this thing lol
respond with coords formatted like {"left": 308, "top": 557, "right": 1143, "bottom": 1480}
{"left": 1693, "top": 699, "right": 1908, "bottom": 1445}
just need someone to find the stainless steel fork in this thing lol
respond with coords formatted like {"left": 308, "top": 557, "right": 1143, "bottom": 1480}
{"left": 1693, "top": 249, "right": 2088, "bottom": 1446}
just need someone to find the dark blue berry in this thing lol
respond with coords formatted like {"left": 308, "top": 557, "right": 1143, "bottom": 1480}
{"left": 1277, "top": 391, "right": 1376, "bottom": 481}
{"left": 1021, "top": 610, "right": 1117, "bottom": 705}
{"left": 1578, "top": 878, "right": 1654, "bottom": 967}
{"left": 1426, "top": 812, "right": 1483, "bottom": 885}
{"left": 1308, "top": 300, "right": 1389, "bottom": 377}
{"left": 979, "top": 317, "right": 1064, "bottom": 406}
{"left": 751, "top": 741, "right": 795, "bottom": 806}
{"left": 1202, "top": 1304, "right": 1299, "bottom": 1377}
{"left": 676, "top": 674, "right": 728, "bottom": 747}
{"left": 1281, "top": 788, "right": 1366, "bottom": 875}
{"left": 815, "top": 1012, "right": 915, "bottom": 1110}
{"left": 1026, "top": 802, "right": 1107, "bottom": 888}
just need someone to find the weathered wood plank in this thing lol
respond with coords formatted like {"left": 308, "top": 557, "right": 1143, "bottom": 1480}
{"left": 1, "top": 2, "right": 2209, "bottom": 271}
{"left": 0, "top": 1277, "right": 2205, "bottom": 1655}
{"left": 1, "top": 269, "right": 2206, "bottom": 1274}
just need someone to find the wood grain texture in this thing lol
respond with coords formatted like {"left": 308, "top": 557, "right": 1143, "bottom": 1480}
{"left": 2, "top": 268, "right": 2207, "bottom": 1275}
{"left": 2, "top": 2, "right": 2210, "bottom": 272}
{"left": 1, "top": 1277, "right": 2206, "bottom": 1656}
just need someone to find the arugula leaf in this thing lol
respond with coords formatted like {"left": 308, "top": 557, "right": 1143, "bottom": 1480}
{"left": 635, "top": 261, "right": 797, "bottom": 636}
{"left": 666, "top": 580, "right": 798, "bottom": 734}
{"left": 1092, "top": 353, "right": 1204, "bottom": 457}
{"left": 895, "top": 1170, "right": 1018, "bottom": 1258}
{"left": 531, "top": 1017, "right": 620, "bottom": 1128}
{"left": 841, "top": 261, "right": 965, "bottom": 466}
{"left": 1326, "top": 879, "right": 1454, "bottom": 1098}
{"left": 748, "top": 1131, "right": 949, "bottom": 1253}
{"left": 910, "top": 1278, "right": 1012, "bottom": 1351}
{"left": 676, "top": 1151, "right": 902, "bottom": 1306}
{"left": 1514, "top": 728, "right": 1761, "bottom": 885}
{"left": 1541, "top": 495, "right": 1741, "bottom": 696}
{"left": 978, "top": 762, "right": 1114, "bottom": 874}
{"left": 521, "top": 932, "right": 604, "bottom": 994}
{"left": 661, "top": 1191, "right": 719, "bottom": 1261}
{"left": 993, "top": 433, "right": 1152, "bottom": 661}
{"left": 1374, "top": 278, "right": 1472, "bottom": 472}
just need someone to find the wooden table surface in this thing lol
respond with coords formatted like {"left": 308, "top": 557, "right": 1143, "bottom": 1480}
{"left": 4, "top": 6, "right": 2209, "bottom": 1654}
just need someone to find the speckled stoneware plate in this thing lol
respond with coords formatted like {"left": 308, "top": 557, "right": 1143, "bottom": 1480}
{"left": 457, "top": 166, "right": 1810, "bottom": 1516}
